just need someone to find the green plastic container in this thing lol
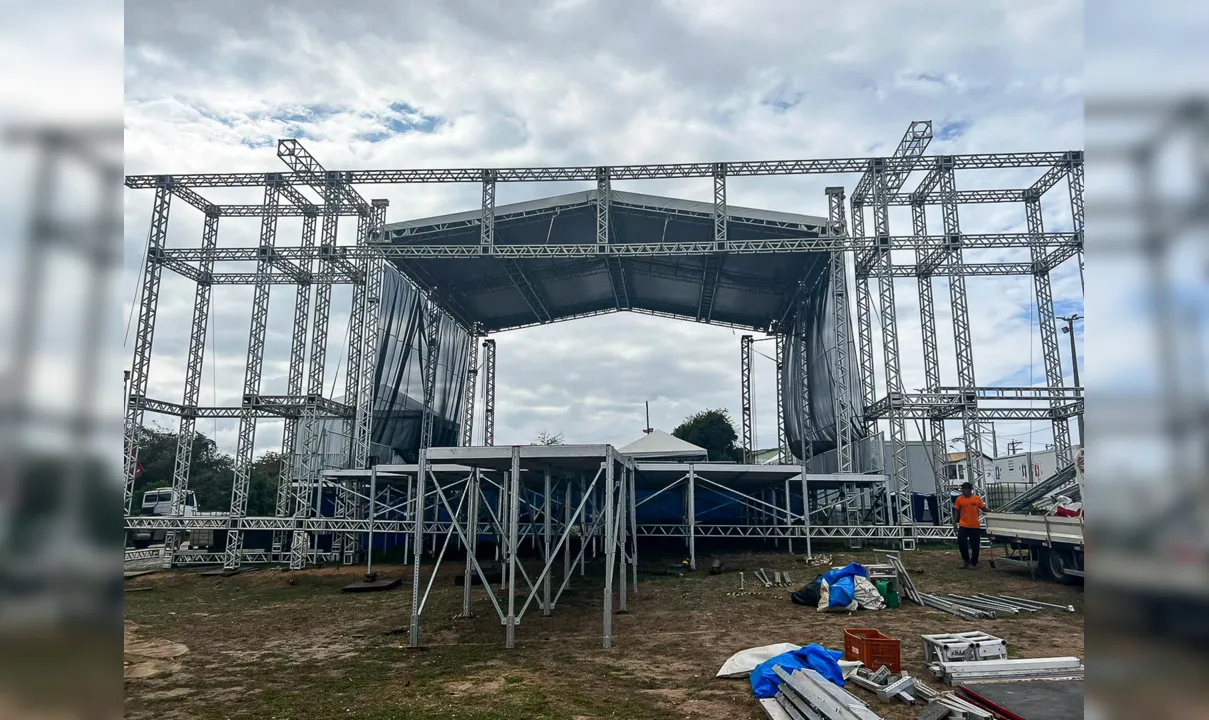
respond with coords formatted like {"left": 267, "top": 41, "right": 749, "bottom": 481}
{"left": 876, "top": 579, "right": 901, "bottom": 608}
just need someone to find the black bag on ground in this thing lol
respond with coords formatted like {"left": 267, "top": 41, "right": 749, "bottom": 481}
{"left": 790, "top": 576, "right": 823, "bottom": 606}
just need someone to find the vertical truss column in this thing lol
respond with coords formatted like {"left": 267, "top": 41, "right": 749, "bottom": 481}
{"left": 1067, "top": 152, "right": 1085, "bottom": 294}
{"left": 1026, "top": 195, "right": 1073, "bottom": 468}
{"left": 460, "top": 332, "right": 481, "bottom": 446}
{"left": 914, "top": 201, "right": 950, "bottom": 522}
{"left": 481, "top": 170, "right": 496, "bottom": 255}
{"left": 354, "top": 199, "right": 389, "bottom": 467}
{"left": 292, "top": 172, "right": 343, "bottom": 570}
{"left": 482, "top": 339, "right": 497, "bottom": 446}
{"left": 740, "top": 335, "right": 753, "bottom": 464}
{"left": 939, "top": 162, "right": 989, "bottom": 498}
{"left": 224, "top": 175, "right": 283, "bottom": 569}
{"left": 124, "top": 178, "right": 172, "bottom": 514}
{"left": 419, "top": 295, "right": 442, "bottom": 456}
{"left": 275, "top": 210, "right": 316, "bottom": 549}
{"left": 775, "top": 334, "right": 789, "bottom": 464}
{"left": 596, "top": 167, "right": 610, "bottom": 251}
{"left": 871, "top": 161, "right": 911, "bottom": 530}
{"left": 335, "top": 210, "right": 373, "bottom": 563}
{"left": 850, "top": 199, "right": 877, "bottom": 435}
{"left": 345, "top": 209, "right": 371, "bottom": 455}
{"left": 712, "top": 163, "right": 727, "bottom": 251}
{"left": 796, "top": 298, "right": 813, "bottom": 470}
{"left": 827, "top": 187, "right": 855, "bottom": 474}
{"left": 164, "top": 210, "right": 219, "bottom": 562}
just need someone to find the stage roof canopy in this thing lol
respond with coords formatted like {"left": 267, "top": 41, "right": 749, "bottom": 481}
{"left": 380, "top": 189, "right": 829, "bottom": 333}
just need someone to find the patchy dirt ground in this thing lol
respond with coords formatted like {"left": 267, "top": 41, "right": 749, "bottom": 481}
{"left": 124, "top": 546, "right": 1083, "bottom": 719}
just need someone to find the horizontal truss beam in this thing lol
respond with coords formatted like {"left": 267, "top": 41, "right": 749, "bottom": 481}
{"left": 125, "top": 152, "right": 1072, "bottom": 188}
{"left": 151, "top": 232, "right": 1078, "bottom": 261}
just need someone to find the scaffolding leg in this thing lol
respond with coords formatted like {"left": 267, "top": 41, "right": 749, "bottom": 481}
{"left": 542, "top": 469, "right": 552, "bottom": 617}
{"left": 602, "top": 457, "right": 617, "bottom": 649}
{"left": 687, "top": 468, "right": 697, "bottom": 570}
{"left": 505, "top": 449, "right": 521, "bottom": 649}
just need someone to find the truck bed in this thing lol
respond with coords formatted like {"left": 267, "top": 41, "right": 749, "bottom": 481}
{"left": 986, "top": 512, "right": 1083, "bottom": 546}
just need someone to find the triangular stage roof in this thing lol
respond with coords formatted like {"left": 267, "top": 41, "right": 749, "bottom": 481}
{"left": 618, "top": 429, "right": 709, "bottom": 461}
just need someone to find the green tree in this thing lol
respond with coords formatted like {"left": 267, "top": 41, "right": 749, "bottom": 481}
{"left": 672, "top": 409, "right": 742, "bottom": 462}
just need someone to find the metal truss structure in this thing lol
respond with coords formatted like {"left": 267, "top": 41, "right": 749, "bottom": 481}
{"left": 123, "top": 123, "right": 1083, "bottom": 572}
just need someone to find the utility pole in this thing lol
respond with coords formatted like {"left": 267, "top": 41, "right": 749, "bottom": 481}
{"left": 990, "top": 424, "right": 998, "bottom": 458}
{"left": 1059, "top": 313, "right": 1084, "bottom": 447}
{"left": 1006, "top": 439, "right": 1022, "bottom": 455}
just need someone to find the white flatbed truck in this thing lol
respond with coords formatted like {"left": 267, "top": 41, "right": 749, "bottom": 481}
{"left": 985, "top": 449, "right": 1085, "bottom": 584}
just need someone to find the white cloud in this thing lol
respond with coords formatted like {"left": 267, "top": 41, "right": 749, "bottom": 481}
{"left": 122, "top": 0, "right": 1085, "bottom": 457}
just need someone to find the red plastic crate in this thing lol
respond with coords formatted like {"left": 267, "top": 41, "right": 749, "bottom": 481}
{"left": 843, "top": 628, "right": 902, "bottom": 673}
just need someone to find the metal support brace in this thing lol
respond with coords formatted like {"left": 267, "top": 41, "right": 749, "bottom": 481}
{"left": 291, "top": 173, "right": 343, "bottom": 570}
{"left": 482, "top": 339, "right": 497, "bottom": 446}
{"left": 913, "top": 201, "right": 951, "bottom": 522}
{"left": 275, "top": 211, "right": 316, "bottom": 552}
{"left": 163, "top": 210, "right": 218, "bottom": 565}
{"left": 1026, "top": 195, "right": 1073, "bottom": 468}
{"left": 851, "top": 199, "right": 878, "bottom": 434}
{"left": 775, "top": 334, "right": 790, "bottom": 463}
{"left": 871, "top": 162, "right": 912, "bottom": 534}
{"left": 827, "top": 187, "right": 855, "bottom": 473}
{"left": 602, "top": 454, "right": 617, "bottom": 649}
{"left": 941, "top": 165, "right": 989, "bottom": 499}
{"left": 224, "top": 176, "right": 282, "bottom": 569}
{"left": 1067, "top": 152, "right": 1085, "bottom": 293}
{"left": 505, "top": 447, "right": 521, "bottom": 648}
{"left": 124, "top": 179, "right": 171, "bottom": 515}
{"left": 460, "top": 332, "right": 480, "bottom": 446}
{"left": 740, "top": 335, "right": 753, "bottom": 464}
{"left": 481, "top": 170, "right": 495, "bottom": 254}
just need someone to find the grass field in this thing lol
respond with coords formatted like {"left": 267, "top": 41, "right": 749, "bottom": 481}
{"left": 124, "top": 546, "right": 1084, "bottom": 719}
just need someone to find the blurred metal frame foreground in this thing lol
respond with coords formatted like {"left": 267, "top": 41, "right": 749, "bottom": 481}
{"left": 122, "top": 123, "right": 1085, "bottom": 588}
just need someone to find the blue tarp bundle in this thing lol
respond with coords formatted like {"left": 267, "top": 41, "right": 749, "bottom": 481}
{"left": 820, "top": 562, "right": 868, "bottom": 609}
{"left": 749, "top": 644, "right": 846, "bottom": 698}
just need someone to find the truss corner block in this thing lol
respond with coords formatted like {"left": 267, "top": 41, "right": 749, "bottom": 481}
{"left": 945, "top": 232, "right": 962, "bottom": 250}
{"left": 148, "top": 246, "right": 166, "bottom": 261}
{"left": 372, "top": 198, "right": 390, "bottom": 208}
{"left": 1023, "top": 187, "right": 1043, "bottom": 203}
{"left": 1066, "top": 150, "right": 1084, "bottom": 166}
{"left": 871, "top": 157, "right": 887, "bottom": 173}
{"left": 939, "top": 155, "right": 956, "bottom": 171}
{"left": 242, "top": 394, "right": 260, "bottom": 407}
{"left": 257, "top": 244, "right": 276, "bottom": 261}
{"left": 319, "top": 245, "right": 337, "bottom": 261}
{"left": 156, "top": 174, "right": 174, "bottom": 189}
{"left": 713, "top": 161, "right": 727, "bottom": 177}
{"left": 198, "top": 270, "right": 213, "bottom": 286}
{"left": 825, "top": 185, "right": 845, "bottom": 197}
{"left": 876, "top": 232, "right": 891, "bottom": 251}
{"left": 264, "top": 171, "right": 284, "bottom": 186}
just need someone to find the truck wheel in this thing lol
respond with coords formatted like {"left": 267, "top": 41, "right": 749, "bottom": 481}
{"left": 1044, "top": 548, "right": 1075, "bottom": 584}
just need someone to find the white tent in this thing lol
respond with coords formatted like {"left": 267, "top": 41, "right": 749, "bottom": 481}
{"left": 618, "top": 429, "right": 709, "bottom": 461}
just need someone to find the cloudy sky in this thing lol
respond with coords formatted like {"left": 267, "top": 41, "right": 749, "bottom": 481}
{"left": 117, "top": 0, "right": 1094, "bottom": 460}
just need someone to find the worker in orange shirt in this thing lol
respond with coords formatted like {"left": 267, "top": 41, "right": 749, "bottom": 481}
{"left": 953, "top": 482, "right": 987, "bottom": 569}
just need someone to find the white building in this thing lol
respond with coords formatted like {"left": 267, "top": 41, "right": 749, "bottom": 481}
{"left": 985, "top": 445, "right": 1082, "bottom": 484}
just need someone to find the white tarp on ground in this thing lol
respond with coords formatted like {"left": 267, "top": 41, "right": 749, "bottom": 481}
{"left": 619, "top": 429, "right": 709, "bottom": 461}
{"left": 716, "top": 643, "right": 863, "bottom": 679}
{"left": 716, "top": 643, "right": 802, "bottom": 678}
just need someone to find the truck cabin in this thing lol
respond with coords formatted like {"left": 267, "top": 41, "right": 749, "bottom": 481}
{"left": 141, "top": 488, "right": 197, "bottom": 515}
